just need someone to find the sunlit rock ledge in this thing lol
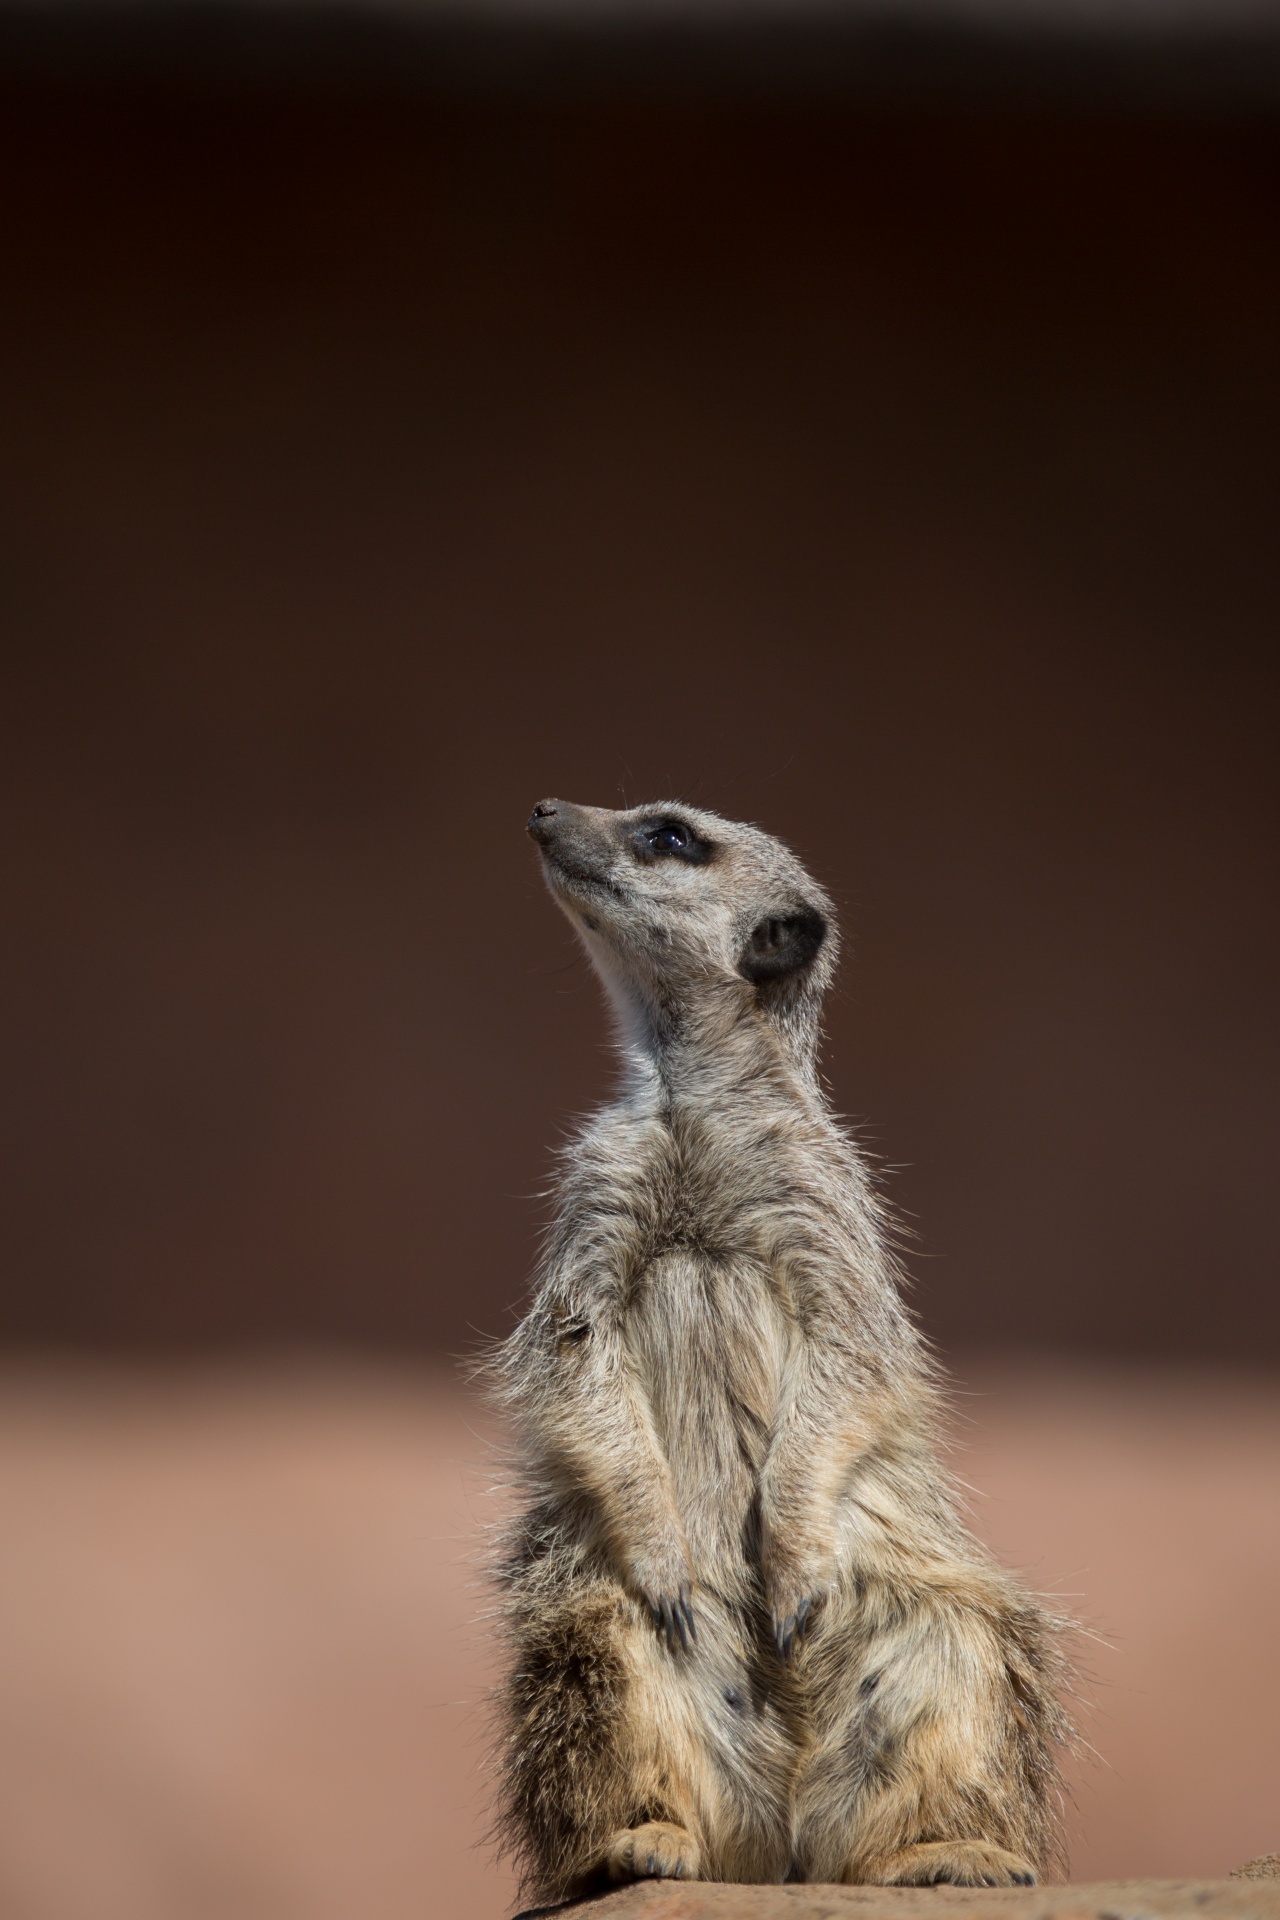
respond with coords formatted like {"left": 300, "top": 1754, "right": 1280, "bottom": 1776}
{"left": 539, "top": 1865, "right": 1280, "bottom": 1920}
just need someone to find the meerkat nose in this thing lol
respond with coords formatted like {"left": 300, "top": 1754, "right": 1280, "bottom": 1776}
{"left": 528, "top": 800, "right": 561, "bottom": 841}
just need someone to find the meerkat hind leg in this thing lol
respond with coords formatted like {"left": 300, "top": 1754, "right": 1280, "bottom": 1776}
{"left": 606, "top": 1820, "right": 701, "bottom": 1883}
{"left": 797, "top": 1575, "right": 1058, "bottom": 1891}
{"left": 864, "top": 1839, "right": 1036, "bottom": 1887}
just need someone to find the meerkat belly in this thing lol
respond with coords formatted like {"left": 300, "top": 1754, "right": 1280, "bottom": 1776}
{"left": 628, "top": 1251, "right": 789, "bottom": 1581}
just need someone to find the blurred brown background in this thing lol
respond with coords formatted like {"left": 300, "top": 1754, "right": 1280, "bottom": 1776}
{"left": 0, "top": 4, "right": 1278, "bottom": 1916}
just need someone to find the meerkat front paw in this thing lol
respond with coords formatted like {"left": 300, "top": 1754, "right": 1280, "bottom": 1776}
{"left": 770, "top": 1589, "right": 823, "bottom": 1661}
{"left": 864, "top": 1840, "right": 1037, "bottom": 1887}
{"left": 649, "top": 1587, "right": 697, "bottom": 1651}
{"left": 606, "top": 1821, "right": 701, "bottom": 1882}
{"left": 762, "top": 1546, "right": 829, "bottom": 1660}
{"left": 628, "top": 1541, "right": 697, "bottom": 1651}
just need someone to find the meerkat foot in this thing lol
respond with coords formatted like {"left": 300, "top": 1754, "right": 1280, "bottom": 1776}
{"left": 606, "top": 1821, "right": 701, "bottom": 1883}
{"left": 861, "top": 1840, "right": 1037, "bottom": 1887}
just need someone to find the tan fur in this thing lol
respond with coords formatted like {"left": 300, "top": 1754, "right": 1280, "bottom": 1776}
{"left": 487, "top": 800, "right": 1069, "bottom": 1903}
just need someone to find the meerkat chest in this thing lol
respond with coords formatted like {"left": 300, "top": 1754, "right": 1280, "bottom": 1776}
{"left": 627, "top": 1250, "right": 792, "bottom": 1547}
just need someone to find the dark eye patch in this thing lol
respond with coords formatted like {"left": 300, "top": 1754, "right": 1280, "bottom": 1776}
{"left": 630, "top": 816, "right": 715, "bottom": 865}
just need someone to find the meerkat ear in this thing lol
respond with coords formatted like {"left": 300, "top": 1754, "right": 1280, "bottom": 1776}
{"left": 738, "top": 907, "right": 827, "bottom": 984}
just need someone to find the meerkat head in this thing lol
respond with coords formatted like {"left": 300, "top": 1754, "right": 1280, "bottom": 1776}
{"left": 526, "top": 798, "right": 837, "bottom": 1076}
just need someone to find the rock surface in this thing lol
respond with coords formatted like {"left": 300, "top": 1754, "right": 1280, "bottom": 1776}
{"left": 1233, "top": 1861, "right": 1280, "bottom": 1884}
{"left": 557, "top": 1882, "right": 1280, "bottom": 1920}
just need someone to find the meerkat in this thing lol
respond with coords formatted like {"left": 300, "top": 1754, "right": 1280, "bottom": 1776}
{"left": 488, "top": 799, "right": 1068, "bottom": 1904}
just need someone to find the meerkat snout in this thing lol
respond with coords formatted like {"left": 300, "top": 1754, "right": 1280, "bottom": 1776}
{"left": 527, "top": 798, "right": 714, "bottom": 873}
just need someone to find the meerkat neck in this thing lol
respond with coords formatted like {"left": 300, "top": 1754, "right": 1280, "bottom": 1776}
{"left": 618, "top": 994, "right": 823, "bottom": 1118}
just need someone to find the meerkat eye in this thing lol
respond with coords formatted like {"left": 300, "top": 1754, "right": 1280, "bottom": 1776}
{"left": 630, "top": 818, "right": 714, "bottom": 865}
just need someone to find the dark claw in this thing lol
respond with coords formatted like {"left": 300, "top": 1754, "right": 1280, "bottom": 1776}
{"left": 773, "top": 1593, "right": 816, "bottom": 1662}
{"left": 652, "top": 1589, "right": 696, "bottom": 1652}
